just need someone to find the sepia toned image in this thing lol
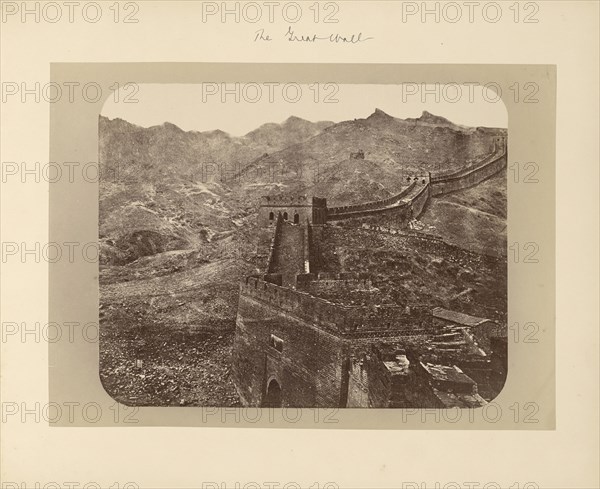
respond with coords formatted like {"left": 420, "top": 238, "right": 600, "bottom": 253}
{"left": 98, "top": 84, "right": 508, "bottom": 409}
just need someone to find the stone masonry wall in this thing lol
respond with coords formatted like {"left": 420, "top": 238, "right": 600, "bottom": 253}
{"left": 232, "top": 291, "right": 349, "bottom": 407}
{"left": 325, "top": 139, "right": 506, "bottom": 227}
{"left": 430, "top": 150, "right": 507, "bottom": 196}
{"left": 327, "top": 182, "right": 417, "bottom": 217}
{"left": 237, "top": 277, "right": 431, "bottom": 336}
{"left": 234, "top": 286, "right": 434, "bottom": 407}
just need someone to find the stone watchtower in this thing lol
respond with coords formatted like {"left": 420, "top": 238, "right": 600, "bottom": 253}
{"left": 494, "top": 135, "right": 507, "bottom": 153}
{"left": 257, "top": 194, "right": 327, "bottom": 262}
{"left": 258, "top": 194, "right": 327, "bottom": 227}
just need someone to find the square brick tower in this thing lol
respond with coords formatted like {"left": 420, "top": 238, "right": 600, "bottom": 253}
{"left": 258, "top": 194, "right": 327, "bottom": 227}
{"left": 257, "top": 194, "right": 327, "bottom": 261}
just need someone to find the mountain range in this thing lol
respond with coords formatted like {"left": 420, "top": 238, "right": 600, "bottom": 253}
{"left": 99, "top": 109, "right": 506, "bottom": 265}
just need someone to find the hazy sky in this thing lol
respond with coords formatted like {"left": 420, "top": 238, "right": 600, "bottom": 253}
{"left": 102, "top": 83, "right": 507, "bottom": 136}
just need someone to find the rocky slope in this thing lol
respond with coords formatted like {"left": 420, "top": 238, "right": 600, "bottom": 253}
{"left": 99, "top": 115, "right": 333, "bottom": 265}
{"left": 318, "top": 226, "right": 506, "bottom": 322}
{"left": 245, "top": 115, "right": 334, "bottom": 148}
{"left": 233, "top": 109, "right": 505, "bottom": 206}
{"left": 99, "top": 109, "right": 506, "bottom": 264}
{"left": 419, "top": 169, "right": 507, "bottom": 257}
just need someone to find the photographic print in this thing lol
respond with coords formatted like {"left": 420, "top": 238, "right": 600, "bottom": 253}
{"left": 98, "top": 83, "right": 508, "bottom": 409}
{"left": 7, "top": 0, "right": 598, "bottom": 485}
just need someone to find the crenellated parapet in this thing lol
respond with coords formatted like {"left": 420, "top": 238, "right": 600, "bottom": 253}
{"left": 327, "top": 137, "right": 506, "bottom": 224}
{"left": 430, "top": 144, "right": 506, "bottom": 196}
{"left": 296, "top": 271, "right": 373, "bottom": 295}
{"left": 327, "top": 182, "right": 417, "bottom": 217}
{"left": 240, "top": 275, "right": 347, "bottom": 335}
{"left": 259, "top": 195, "right": 327, "bottom": 228}
{"left": 326, "top": 173, "right": 433, "bottom": 223}
{"left": 239, "top": 275, "right": 431, "bottom": 337}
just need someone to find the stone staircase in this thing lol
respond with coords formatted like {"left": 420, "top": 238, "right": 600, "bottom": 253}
{"left": 268, "top": 222, "right": 307, "bottom": 287}
{"left": 429, "top": 324, "right": 483, "bottom": 356}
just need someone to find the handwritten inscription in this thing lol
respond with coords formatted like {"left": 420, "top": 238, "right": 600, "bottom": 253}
{"left": 254, "top": 26, "right": 373, "bottom": 44}
{"left": 254, "top": 29, "right": 273, "bottom": 41}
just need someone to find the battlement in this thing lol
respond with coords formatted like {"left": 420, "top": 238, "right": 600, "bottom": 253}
{"left": 296, "top": 271, "right": 371, "bottom": 283}
{"left": 429, "top": 146, "right": 506, "bottom": 196}
{"left": 327, "top": 183, "right": 416, "bottom": 218}
{"left": 430, "top": 147, "right": 506, "bottom": 183}
{"left": 239, "top": 275, "right": 431, "bottom": 337}
{"left": 258, "top": 194, "right": 328, "bottom": 229}
{"left": 296, "top": 272, "right": 373, "bottom": 295}
{"left": 241, "top": 275, "right": 346, "bottom": 335}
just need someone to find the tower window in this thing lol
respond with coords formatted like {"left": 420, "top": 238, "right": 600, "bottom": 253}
{"left": 269, "top": 334, "right": 284, "bottom": 352}
{"left": 294, "top": 213, "right": 300, "bottom": 224}
{"left": 269, "top": 212, "right": 274, "bottom": 221}
{"left": 283, "top": 212, "right": 288, "bottom": 221}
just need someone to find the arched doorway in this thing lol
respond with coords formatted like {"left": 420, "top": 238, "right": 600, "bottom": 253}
{"left": 263, "top": 378, "right": 282, "bottom": 407}
{"left": 293, "top": 213, "right": 300, "bottom": 224}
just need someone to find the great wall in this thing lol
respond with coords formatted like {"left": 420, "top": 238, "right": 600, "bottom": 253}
{"left": 232, "top": 135, "right": 508, "bottom": 408}
{"left": 327, "top": 136, "right": 506, "bottom": 223}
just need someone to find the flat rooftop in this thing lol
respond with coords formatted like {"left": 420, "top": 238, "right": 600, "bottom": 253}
{"left": 432, "top": 307, "right": 490, "bottom": 327}
{"left": 421, "top": 362, "right": 476, "bottom": 385}
{"left": 433, "top": 390, "right": 487, "bottom": 408}
{"left": 383, "top": 354, "right": 410, "bottom": 375}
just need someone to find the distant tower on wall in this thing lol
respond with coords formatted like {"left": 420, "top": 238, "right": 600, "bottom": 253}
{"left": 494, "top": 135, "right": 507, "bottom": 152}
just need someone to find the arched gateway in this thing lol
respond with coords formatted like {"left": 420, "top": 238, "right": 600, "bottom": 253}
{"left": 263, "top": 378, "right": 282, "bottom": 407}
